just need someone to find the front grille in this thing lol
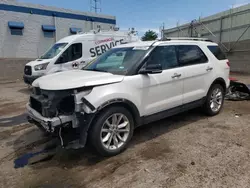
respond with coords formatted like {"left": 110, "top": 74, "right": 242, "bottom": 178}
{"left": 30, "top": 97, "right": 42, "bottom": 115}
{"left": 24, "top": 65, "right": 32, "bottom": 75}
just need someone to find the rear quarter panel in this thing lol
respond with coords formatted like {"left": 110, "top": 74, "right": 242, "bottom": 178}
{"left": 200, "top": 43, "right": 230, "bottom": 92}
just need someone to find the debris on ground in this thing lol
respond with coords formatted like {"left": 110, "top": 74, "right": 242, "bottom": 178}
{"left": 225, "top": 80, "right": 250, "bottom": 101}
{"left": 234, "top": 113, "right": 242, "bottom": 118}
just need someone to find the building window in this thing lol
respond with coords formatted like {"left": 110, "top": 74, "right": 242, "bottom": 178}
{"left": 8, "top": 21, "right": 24, "bottom": 35}
{"left": 42, "top": 25, "right": 56, "bottom": 38}
{"left": 70, "top": 27, "right": 82, "bottom": 34}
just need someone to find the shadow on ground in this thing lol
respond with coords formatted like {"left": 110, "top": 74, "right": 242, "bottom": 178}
{"left": 18, "top": 87, "right": 32, "bottom": 95}
{"left": 0, "top": 113, "right": 27, "bottom": 127}
{"left": 10, "top": 108, "right": 206, "bottom": 170}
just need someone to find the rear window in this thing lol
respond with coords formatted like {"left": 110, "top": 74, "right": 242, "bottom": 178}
{"left": 207, "top": 46, "right": 227, "bottom": 60}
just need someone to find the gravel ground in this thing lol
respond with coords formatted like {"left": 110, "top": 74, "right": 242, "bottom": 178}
{"left": 0, "top": 74, "right": 250, "bottom": 188}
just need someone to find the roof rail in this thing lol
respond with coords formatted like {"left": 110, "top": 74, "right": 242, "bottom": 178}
{"left": 160, "top": 37, "right": 213, "bottom": 42}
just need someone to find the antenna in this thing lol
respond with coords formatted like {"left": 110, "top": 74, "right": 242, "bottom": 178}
{"left": 90, "top": 0, "right": 101, "bottom": 13}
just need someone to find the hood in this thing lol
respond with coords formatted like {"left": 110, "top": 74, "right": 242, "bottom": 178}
{"left": 32, "top": 70, "right": 124, "bottom": 90}
{"left": 26, "top": 59, "right": 52, "bottom": 66}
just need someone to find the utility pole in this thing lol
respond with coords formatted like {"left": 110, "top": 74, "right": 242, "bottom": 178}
{"left": 160, "top": 22, "right": 165, "bottom": 39}
{"left": 90, "top": 0, "right": 101, "bottom": 13}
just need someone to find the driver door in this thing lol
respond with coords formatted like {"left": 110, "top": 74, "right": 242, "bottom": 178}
{"left": 56, "top": 43, "right": 84, "bottom": 71}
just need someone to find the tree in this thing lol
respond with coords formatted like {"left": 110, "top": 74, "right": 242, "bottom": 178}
{"left": 141, "top": 30, "right": 158, "bottom": 41}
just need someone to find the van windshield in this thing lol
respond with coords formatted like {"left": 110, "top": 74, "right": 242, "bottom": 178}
{"left": 40, "top": 43, "right": 68, "bottom": 59}
{"left": 84, "top": 47, "right": 149, "bottom": 75}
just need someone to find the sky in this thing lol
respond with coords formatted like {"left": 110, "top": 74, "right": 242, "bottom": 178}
{"left": 18, "top": 0, "right": 250, "bottom": 36}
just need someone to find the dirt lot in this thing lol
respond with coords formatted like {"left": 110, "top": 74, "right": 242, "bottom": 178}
{"left": 0, "top": 74, "right": 250, "bottom": 188}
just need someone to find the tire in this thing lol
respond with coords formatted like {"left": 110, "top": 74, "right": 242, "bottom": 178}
{"left": 203, "top": 84, "right": 225, "bottom": 116}
{"left": 89, "top": 106, "right": 134, "bottom": 157}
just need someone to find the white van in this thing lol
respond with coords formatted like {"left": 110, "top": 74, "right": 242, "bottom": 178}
{"left": 23, "top": 30, "right": 139, "bottom": 84}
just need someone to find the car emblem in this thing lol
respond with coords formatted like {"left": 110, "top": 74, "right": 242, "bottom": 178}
{"left": 72, "top": 62, "right": 79, "bottom": 69}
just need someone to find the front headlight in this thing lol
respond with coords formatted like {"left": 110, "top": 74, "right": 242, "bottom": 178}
{"left": 34, "top": 63, "right": 49, "bottom": 71}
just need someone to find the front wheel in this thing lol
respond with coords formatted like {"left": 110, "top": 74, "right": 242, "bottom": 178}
{"left": 203, "top": 84, "right": 225, "bottom": 116}
{"left": 89, "top": 106, "right": 134, "bottom": 156}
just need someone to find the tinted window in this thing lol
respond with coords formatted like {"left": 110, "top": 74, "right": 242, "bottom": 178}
{"left": 207, "top": 46, "right": 226, "bottom": 60}
{"left": 58, "top": 43, "right": 82, "bottom": 63}
{"left": 178, "top": 45, "right": 208, "bottom": 66}
{"left": 147, "top": 46, "right": 178, "bottom": 70}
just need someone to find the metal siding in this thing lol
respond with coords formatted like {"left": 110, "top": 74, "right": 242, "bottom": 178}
{"left": 0, "top": 2, "right": 115, "bottom": 58}
{"left": 162, "top": 3, "right": 250, "bottom": 73}
{"left": 0, "top": 3, "right": 116, "bottom": 24}
{"left": 163, "top": 4, "right": 250, "bottom": 44}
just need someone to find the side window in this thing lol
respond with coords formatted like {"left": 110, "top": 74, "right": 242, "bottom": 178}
{"left": 207, "top": 46, "right": 226, "bottom": 60}
{"left": 147, "top": 46, "right": 178, "bottom": 70}
{"left": 57, "top": 43, "right": 82, "bottom": 63}
{"left": 177, "top": 45, "right": 208, "bottom": 66}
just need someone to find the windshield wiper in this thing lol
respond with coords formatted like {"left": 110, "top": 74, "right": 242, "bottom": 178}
{"left": 86, "top": 68, "right": 108, "bottom": 73}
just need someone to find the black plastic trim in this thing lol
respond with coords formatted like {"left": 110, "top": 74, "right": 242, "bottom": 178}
{"left": 210, "top": 77, "right": 227, "bottom": 94}
{"left": 78, "top": 112, "right": 96, "bottom": 146}
{"left": 141, "top": 98, "right": 206, "bottom": 125}
{"left": 81, "top": 97, "right": 96, "bottom": 111}
{"left": 97, "top": 98, "right": 141, "bottom": 126}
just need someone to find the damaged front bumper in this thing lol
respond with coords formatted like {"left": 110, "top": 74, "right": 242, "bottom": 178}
{"left": 26, "top": 104, "right": 74, "bottom": 133}
{"left": 26, "top": 103, "right": 96, "bottom": 149}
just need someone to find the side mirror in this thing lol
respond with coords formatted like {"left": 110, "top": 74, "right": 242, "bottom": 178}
{"left": 139, "top": 64, "right": 162, "bottom": 74}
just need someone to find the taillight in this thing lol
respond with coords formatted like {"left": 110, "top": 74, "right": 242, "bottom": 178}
{"left": 226, "top": 61, "right": 230, "bottom": 67}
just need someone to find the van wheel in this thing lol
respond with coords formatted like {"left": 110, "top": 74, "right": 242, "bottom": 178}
{"left": 203, "top": 84, "right": 225, "bottom": 116}
{"left": 89, "top": 106, "right": 134, "bottom": 156}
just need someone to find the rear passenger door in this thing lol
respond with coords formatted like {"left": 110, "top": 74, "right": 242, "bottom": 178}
{"left": 177, "top": 45, "right": 214, "bottom": 104}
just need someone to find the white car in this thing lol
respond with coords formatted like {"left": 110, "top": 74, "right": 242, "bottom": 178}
{"left": 27, "top": 38, "right": 230, "bottom": 156}
{"left": 23, "top": 29, "right": 139, "bottom": 85}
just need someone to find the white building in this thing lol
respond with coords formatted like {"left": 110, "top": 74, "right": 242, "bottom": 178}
{"left": 0, "top": 0, "right": 116, "bottom": 58}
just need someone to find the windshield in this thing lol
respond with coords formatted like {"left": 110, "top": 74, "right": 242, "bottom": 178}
{"left": 40, "top": 43, "right": 68, "bottom": 59}
{"left": 84, "top": 47, "right": 149, "bottom": 75}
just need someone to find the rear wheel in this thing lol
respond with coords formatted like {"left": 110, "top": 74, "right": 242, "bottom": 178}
{"left": 89, "top": 106, "right": 134, "bottom": 156}
{"left": 203, "top": 84, "right": 225, "bottom": 116}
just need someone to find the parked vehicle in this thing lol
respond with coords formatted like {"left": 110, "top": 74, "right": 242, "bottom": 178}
{"left": 23, "top": 29, "right": 139, "bottom": 84}
{"left": 27, "top": 38, "right": 230, "bottom": 156}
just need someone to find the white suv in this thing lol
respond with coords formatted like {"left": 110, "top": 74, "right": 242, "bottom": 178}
{"left": 27, "top": 38, "right": 230, "bottom": 156}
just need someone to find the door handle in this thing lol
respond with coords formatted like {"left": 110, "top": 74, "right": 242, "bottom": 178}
{"left": 206, "top": 67, "right": 213, "bottom": 71}
{"left": 172, "top": 73, "right": 182, "bottom": 78}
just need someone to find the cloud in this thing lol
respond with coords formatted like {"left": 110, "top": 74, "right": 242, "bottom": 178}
{"left": 119, "top": 27, "right": 161, "bottom": 38}
{"left": 230, "top": 1, "right": 250, "bottom": 8}
{"left": 119, "top": 18, "right": 189, "bottom": 38}
{"left": 137, "top": 28, "right": 160, "bottom": 33}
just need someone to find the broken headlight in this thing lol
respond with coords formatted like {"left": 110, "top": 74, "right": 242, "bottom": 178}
{"left": 57, "top": 96, "right": 75, "bottom": 115}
